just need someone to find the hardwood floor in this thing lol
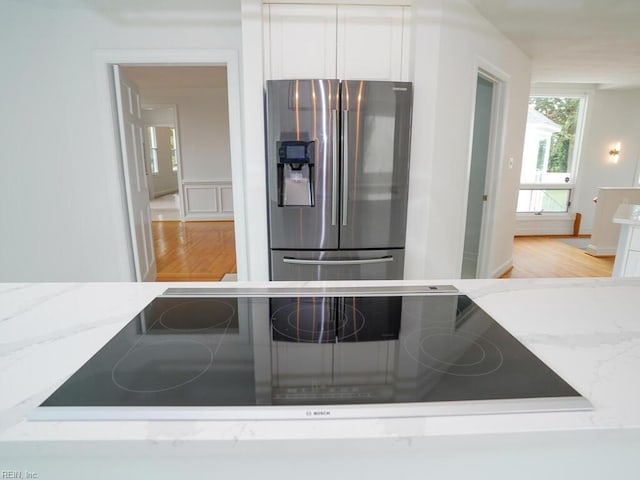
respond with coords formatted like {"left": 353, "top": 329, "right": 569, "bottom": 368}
{"left": 152, "top": 224, "right": 612, "bottom": 281}
{"left": 152, "top": 221, "right": 236, "bottom": 282}
{"left": 503, "top": 236, "right": 615, "bottom": 278}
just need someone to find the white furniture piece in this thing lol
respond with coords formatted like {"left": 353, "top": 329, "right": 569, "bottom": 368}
{"left": 263, "top": 3, "right": 411, "bottom": 81}
{"left": 612, "top": 203, "right": 640, "bottom": 277}
{"left": 587, "top": 187, "right": 640, "bottom": 256}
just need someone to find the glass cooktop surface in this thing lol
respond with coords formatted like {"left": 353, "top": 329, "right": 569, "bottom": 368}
{"left": 35, "top": 289, "right": 590, "bottom": 420}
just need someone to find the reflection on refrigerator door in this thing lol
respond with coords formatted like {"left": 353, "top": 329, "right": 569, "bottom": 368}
{"left": 269, "top": 296, "right": 402, "bottom": 343}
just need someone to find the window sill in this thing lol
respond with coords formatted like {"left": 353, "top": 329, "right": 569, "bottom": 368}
{"left": 517, "top": 212, "right": 572, "bottom": 219}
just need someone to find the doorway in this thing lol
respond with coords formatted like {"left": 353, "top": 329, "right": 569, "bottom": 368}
{"left": 114, "top": 62, "right": 242, "bottom": 281}
{"left": 142, "top": 105, "right": 182, "bottom": 221}
{"left": 461, "top": 70, "right": 505, "bottom": 278}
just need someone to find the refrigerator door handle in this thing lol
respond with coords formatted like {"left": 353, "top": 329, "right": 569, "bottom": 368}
{"left": 342, "top": 109, "right": 349, "bottom": 226}
{"left": 332, "top": 111, "right": 339, "bottom": 226}
{"left": 282, "top": 256, "right": 394, "bottom": 266}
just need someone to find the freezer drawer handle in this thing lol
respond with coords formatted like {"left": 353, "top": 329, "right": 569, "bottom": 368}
{"left": 282, "top": 256, "right": 394, "bottom": 266}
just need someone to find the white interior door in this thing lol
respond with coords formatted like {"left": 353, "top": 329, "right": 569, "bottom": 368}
{"left": 462, "top": 75, "right": 494, "bottom": 279}
{"left": 114, "top": 65, "right": 157, "bottom": 282}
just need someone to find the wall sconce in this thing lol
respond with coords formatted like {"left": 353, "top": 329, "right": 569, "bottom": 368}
{"left": 609, "top": 142, "right": 621, "bottom": 163}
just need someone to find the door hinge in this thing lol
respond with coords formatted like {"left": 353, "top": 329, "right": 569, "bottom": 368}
{"left": 482, "top": 194, "right": 488, "bottom": 201}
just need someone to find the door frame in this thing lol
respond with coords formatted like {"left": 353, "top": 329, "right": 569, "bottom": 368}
{"left": 95, "top": 49, "right": 247, "bottom": 281}
{"left": 142, "top": 103, "right": 184, "bottom": 220}
{"left": 460, "top": 58, "right": 509, "bottom": 278}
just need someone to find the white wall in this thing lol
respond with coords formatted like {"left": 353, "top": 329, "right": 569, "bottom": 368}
{"left": 573, "top": 88, "right": 640, "bottom": 234}
{"left": 140, "top": 88, "right": 232, "bottom": 181}
{"left": 0, "top": 0, "right": 241, "bottom": 281}
{"left": 143, "top": 107, "right": 176, "bottom": 127}
{"left": 138, "top": 86, "right": 234, "bottom": 220}
{"left": 405, "top": 0, "right": 531, "bottom": 279}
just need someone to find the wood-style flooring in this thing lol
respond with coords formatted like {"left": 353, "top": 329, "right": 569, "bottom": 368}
{"left": 152, "top": 221, "right": 236, "bottom": 282}
{"left": 151, "top": 222, "right": 613, "bottom": 281}
{"left": 503, "top": 236, "right": 614, "bottom": 278}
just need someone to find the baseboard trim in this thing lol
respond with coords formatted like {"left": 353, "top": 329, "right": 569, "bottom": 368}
{"left": 491, "top": 257, "right": 513, "bottom": 278}
{"left": 585, "top": 244, "right": 617, "bottom": 257}
{"left": 153, "top": 189, "right": 178, "bottom": 198}
{"left": 184, "top": 213, "right": 234, "bottom": 221}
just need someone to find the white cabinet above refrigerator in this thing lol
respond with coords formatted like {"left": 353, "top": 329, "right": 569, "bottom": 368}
{"left": 264, "top": 4, "right": 411, "bottom": 81}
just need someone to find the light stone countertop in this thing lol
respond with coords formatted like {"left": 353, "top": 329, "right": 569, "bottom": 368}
{"left": 1, "top": 278, "right": 640, "bottom": 478}
{"left": 613, "top": 203, "right": 640, "bottom": 225}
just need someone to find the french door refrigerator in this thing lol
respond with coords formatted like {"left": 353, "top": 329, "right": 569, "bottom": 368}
{"left": 266, "top": 79, "right": 412, "bottom": 281}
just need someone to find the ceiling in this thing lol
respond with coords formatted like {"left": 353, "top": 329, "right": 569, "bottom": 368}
{"left": 119, "top": 1, "right": 639, "bottom": 90}
{"left": 467, "top": 0, "right": 640, "bottom": 89}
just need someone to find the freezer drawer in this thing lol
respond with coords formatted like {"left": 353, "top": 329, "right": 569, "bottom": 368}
{"left": 270, "top": 249, "right": 405, "bottom": 281}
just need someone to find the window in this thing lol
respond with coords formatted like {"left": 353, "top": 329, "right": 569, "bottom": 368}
{"left": 146, "top": 126, "right": 178, "bottom": 175}
{"left": 146, "top": 126, "right": 159, "bottom": 175}
{"left": 169, "top": 128, "right": 178, "bottom": 172}
{"left": 518, "top": 95, "right": 587, "bottom": 213}
{"left": 517, "top": 189, "right": 571, "bottom": 213}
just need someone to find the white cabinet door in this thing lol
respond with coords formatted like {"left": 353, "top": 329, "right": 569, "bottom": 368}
{"left": 337, "top": 5, "right": 409, "bottom": 81}
{"left": 624, "top": 250, "right": 640, "bottom": 277}
{"left": 630, "top": 227, "right": 640, "bottom": 251}
{"left": 613, "top": 225, "right": 640, "bottom": 277}
{"left": 265, "top": 4, "right": 337, "bottom": 79}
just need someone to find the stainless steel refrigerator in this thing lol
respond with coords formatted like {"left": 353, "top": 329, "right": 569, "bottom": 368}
{"left": 266, "top": 79, "right": 412, "bottom": 281}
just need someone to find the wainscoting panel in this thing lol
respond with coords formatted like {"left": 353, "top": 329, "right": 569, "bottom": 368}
{"left": 515, "top": 214, "right": 574, "bottom": 236}
{"left": 183, "top": 180, "right": 234, "bottom": 220}
{"left": 220, "top": 186, "right": 234, "bottom": 213}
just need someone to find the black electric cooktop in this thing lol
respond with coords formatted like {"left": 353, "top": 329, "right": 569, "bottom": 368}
{"left": 34, "top": 287, "right": 591, "bottom": 420}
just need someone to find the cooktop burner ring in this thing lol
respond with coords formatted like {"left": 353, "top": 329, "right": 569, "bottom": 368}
{"left": 270, "top": 301, "right": 366, "bottom": 342}
{"left": 158, "top": 299, "right": 236, "bottom": 332}
{"left": 420, "top": 331, "right": 487, "bottom": 367}
{"left": 402, "top": 326, "right": 504, "bottom": 377}
{"left": 111, "top": 339, "right": 214, "bottom": 393}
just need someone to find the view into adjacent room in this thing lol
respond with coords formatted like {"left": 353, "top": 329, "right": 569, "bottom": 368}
{"left": 505, "top": 91, "right": 616, "bottom": 278}
{"left": 121, "top": 65, "right": 237, "bottom": 282}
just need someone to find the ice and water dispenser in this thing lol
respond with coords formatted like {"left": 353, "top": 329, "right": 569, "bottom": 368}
{"left": 276, "top": 140, "right": 315, "bottom": 207}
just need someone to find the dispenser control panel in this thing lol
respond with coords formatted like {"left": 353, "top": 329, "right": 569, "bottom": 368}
{"left": 278, "top": 141, "right": 314, "bottom": 165}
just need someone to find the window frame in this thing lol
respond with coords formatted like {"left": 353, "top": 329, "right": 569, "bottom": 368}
{"left": 518, "top": 91, "right": 590, "bottom": 216}
{"left": 146, "top": 126, "right": 160, "bottom": 175}
{"left": 169, "top": 128, "right": 178, "bottom": 172}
